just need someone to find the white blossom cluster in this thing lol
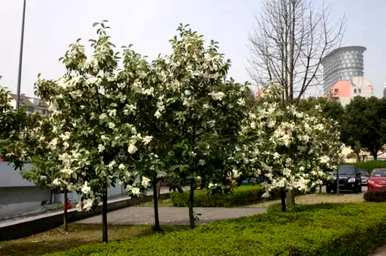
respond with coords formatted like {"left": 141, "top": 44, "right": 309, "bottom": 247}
{"left": 236, "top": 85, "right": 342, "bottom": 195}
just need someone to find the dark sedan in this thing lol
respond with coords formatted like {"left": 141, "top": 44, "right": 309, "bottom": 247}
{"left": 359, "top": 169, "right": 370, "bottom": 186}
{"left": 326, "top": 165, "right": 362, "bottom": 193}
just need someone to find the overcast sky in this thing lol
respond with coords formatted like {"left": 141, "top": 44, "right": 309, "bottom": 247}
{"left": 1, "top": 0, "right": 385, "bottom": 97}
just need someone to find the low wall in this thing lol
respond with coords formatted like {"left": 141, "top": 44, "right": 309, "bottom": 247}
{"left": 0, "top": 193, "right": 169, "bottom": 241}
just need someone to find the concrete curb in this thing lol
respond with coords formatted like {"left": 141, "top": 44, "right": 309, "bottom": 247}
{"left": 0, "top": 193, "right": 169, "bottom": 241}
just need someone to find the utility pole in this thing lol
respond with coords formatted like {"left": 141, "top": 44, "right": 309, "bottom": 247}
{"left": 16, "top": 0, "right": 27, "bottom": 110}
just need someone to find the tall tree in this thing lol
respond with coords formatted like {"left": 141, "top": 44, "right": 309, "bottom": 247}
{"left": 250, "top": 0, "right": 344, "bottom": 101}
{"left": 157, "top": 25, "right": 250, "bottom": 228}
{"left": 237, "top": 84, "right": 342, "bottom": 211}
{"left": 35, "top": 22, "right": 151, "bottom": 243}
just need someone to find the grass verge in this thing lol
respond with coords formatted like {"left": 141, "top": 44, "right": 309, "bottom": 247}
{"left": 44, "top": 202, "right": 386, "bottom": 256}
{"left": 0, "top": 224, "right": 187, "bottom": 256}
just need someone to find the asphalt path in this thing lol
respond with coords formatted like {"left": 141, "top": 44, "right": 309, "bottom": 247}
{"left": 76, "top": 206, "right": 265, "bottom": 225}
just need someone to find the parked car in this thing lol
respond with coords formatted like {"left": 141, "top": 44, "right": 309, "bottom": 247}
{"left": 359, "top": 169, "right": 370, "bottom": 185}
{"left": 367, "top": 168, "right": 386, "bottom": 192}
{"left": 326, "top": 165, "right": 362, "bottom": 193}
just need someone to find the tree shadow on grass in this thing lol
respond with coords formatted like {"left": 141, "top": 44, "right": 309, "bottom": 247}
{"left": 0, "top": 224, "right": 187, "bottom": 256}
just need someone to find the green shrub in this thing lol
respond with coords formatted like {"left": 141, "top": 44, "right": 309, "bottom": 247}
{"left": 354, "top": 160, "right": 386, "bottom": 173}
{"left": 170, "top": 185, "right": 267, "bottom": 207}
{"left": 364, "top": 190, "right": 386, "bottom": 202}
{"left": 46, "top": 203, "right": 386, "bottom": 256}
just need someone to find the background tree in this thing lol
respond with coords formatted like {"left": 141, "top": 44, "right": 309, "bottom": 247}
{"left": 342, "top": 97, "right": 386, "bottom": 160}
{"left": 0, "top": 85, "right": 34, "bottom": 169}
{"left": 249, "top": 0, "right": 344, "bottom": 101}
{"left": 297, "top": 97, "right": 345, "bottom": 126}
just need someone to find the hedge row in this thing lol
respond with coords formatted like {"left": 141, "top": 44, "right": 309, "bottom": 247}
{"left": 354, "top": 160, "right": 386, "bottom": 172}
{"left": 170, "top": 185, "right": 269, "bottom": 207}
{"left": 364, "top": 191, "right": 386, "bottom": 202}
{"left": 46, "top": 203, "right": 386, "bottom": 256}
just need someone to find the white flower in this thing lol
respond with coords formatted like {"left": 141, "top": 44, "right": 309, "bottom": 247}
{"left": 118, "top": 163, "right": 126, "bottom": 170}
{"left": 83, "top": 198, "right": 94, "bottom": 211}
{"left": 99, "top": 113, "right": 108, "bottom": 121}
{"left": 154, "top": 110, "right": 162, "bottom": 119}
{"left": 208, "top": 91, "right": 225, "bottom": 101}
{"left": 141, "top": 176, "right": 151, "bottom": 188}
{"left": 108, "top": 160, "right": 116, "bottom": 170}
{"left": 81, "top": 182, "right": 91, "bottom": 194}
{"left": 108, "top": 109, "right": 117, "bottom": 117}
{"left": 237, "top": 98, "right": 245, "bottom": 106}
{"left": 142, "top": 136, "right": 153, "bottom": 145}
{"left": 52, "top": 178, "right": 61, "bottom": 186}
{"left": 232, "top": 169, "right": 240, "bottom": 178}
{"left": 48, "top": 138, "right": 58, "bottom": 150}
{"left": 98, "top": 144, "right": 105, "bottom": 153}
{"left": 60, "top": 132, "right": 71, "bottom": 141}
{"left": 262, "top": 191, "right": 270, "bottom": 198}
{"left": 128, "top": 186, "right": 140, "bottom": 196}
{"left": 108, "top": 122, "right": 115, "bottom": 129}
{"left": 142, "top": 87, "right": 154, "bottom": 96}
{"left": 128, "top": 143, "right": 138, "bottom": 154}
{"left": 319, "top": 155, "right": 330, "bottom": 164}
{"left": 60, "top": 168, "right": 73, "bottom": 175}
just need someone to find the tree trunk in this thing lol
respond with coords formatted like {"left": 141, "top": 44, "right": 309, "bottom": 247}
{"left": 286, "top": 190, "right": 295, "bottom": 209}
{"left": 188, "top": 179, "right": 195, "bottom": 229}
{"left": 63, "top": 190, "right": 68, "bottom": 232}
{"left": 280, "top": 188, "right": 286, "bottom": 212}
{"left": 372, "top": 151, "right": 378, "bottom": 160}
{"left": 156, "top": 179, "right": 162, "bottom": 200}
{"left": 152, "top": 180, "right": 161, "bottom": 232}
{"left": 102, "top": 184, "right": 108, "bottom": 243}
{"left": 355, "top": 152, "right": 361, "bottom": 162}
{"left": 50, "top": 190, "right": 54, "bottom": 204}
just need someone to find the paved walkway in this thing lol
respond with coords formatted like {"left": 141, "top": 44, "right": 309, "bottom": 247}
{"left": 371, "top": 245, "right": 386, "bottom": 256}
{"left": 77, "top": 206, "right": 265, "bottom": 225}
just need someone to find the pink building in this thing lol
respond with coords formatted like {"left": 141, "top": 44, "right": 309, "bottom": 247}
{"left": 329, "top": 77, "right": 373, "bottom": 105}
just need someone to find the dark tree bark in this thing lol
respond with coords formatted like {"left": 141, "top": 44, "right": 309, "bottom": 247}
{"left": 280, "top": 188, "right": 286, "bottom": 212}
{"left": 63, "top": 190, "right": 68, "bottom": 232}
{"left": 188, "top": 179, "right": 195, "bottom": 228}
{"left": 102, "top": 184, "right": 108, "bottom": 243}
{"left": 50, "top": 190, "right": 54, "bottom": 204}
{"left": 152, "top": 179, "right": 161, "bottom": 232}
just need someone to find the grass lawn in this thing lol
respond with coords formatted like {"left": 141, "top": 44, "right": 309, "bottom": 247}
{"left": 0, "top": 224, "right": 187, "bottom": 256}
{"left": 0, "top": 192, "right": 369, "bottom": 256}
{"left": 44, "top": 202, "right": 386, "bottom": 256}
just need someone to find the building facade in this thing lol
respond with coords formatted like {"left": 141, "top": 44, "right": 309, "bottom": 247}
{"left": 9, "top": 94, "right": 49, "bottom": 115}
{"left": 383, "top": 86, "right": 386, "bottom": 99}
{"left": 322, "top": 46, "right": 373, "bottom": 105}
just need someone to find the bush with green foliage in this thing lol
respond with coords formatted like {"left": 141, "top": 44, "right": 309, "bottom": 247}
{"left": 46, "top": 203, "right": 386, "bottom": 256}
{"left": 170, "top": 185, "right": 266, "bottom": 207}
{"left": 364, "top": 191, "right": 386, "bottom": 202}
{"left": 354, "top": 160, "right": 386, "bottom": 173}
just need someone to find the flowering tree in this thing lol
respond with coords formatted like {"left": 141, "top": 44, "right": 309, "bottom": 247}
{"left": 237, "top": 85, "right": 342, "bottom": 211}
{"left": 35, "top": 22, "right": 153, "bottom": 242}
{"left": 155, "top": 25, "right": 250, "bottom": 228}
